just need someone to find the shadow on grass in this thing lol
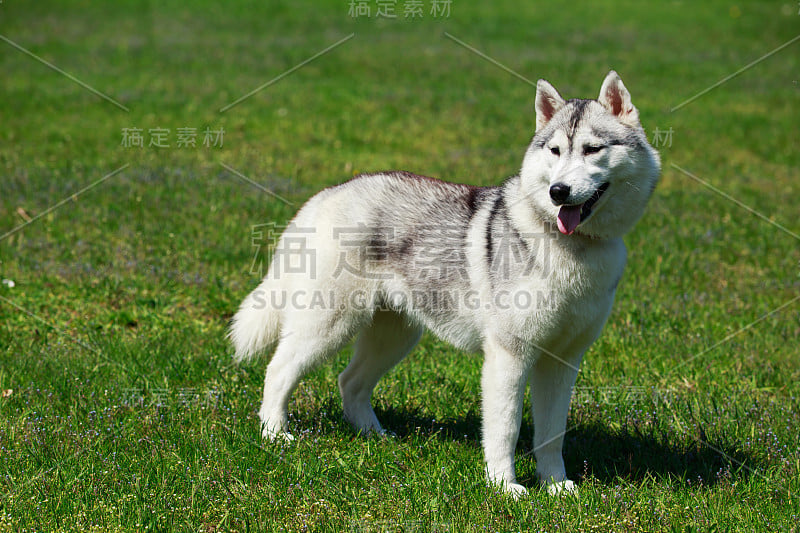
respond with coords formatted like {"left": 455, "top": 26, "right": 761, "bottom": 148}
{"left": 320, "top": 402, "right": 766, "bottom": 489}
{"left": 376, "top": 404, "right": 484, "bottom": 443}
{"left": 560, "top": 421, "right": 763, "bottom": 488}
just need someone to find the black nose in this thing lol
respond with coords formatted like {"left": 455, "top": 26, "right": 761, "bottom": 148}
{"left": 549, "top": 183, "right": 571, "bottom": 205}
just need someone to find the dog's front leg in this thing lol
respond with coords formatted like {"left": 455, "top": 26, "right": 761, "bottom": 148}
{"left": 530, "top": 349, "right": 582, "bottom": 496}
{"left": 481, "top": 336, "right": 529, "bottom": 497}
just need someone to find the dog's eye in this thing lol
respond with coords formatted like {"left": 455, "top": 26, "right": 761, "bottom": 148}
{"left": 549, "top": 146, "right": 560, "bottom": 156}
{"left": 583, "top": 145, "right": 605, "bottom": 155}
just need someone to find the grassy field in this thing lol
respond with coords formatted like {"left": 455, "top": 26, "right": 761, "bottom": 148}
{"left": 1, "top": 0, "right": 799, "bottom": 530}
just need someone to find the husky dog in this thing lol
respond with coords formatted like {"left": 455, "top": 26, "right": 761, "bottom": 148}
{"left": 230, "top": 71, "right": 660, "bottom": 497}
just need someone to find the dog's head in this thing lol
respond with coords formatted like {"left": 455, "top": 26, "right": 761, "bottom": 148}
{"left": 520, "top": 71, "right": 661, "bottom": 240}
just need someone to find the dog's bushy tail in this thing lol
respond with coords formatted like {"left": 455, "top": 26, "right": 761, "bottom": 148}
{"left": 228, "top": 278, "right": 281, "bottom": 363}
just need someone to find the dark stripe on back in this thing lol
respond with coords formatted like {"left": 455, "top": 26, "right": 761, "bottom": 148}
{"left": 464, "top": 186, "right": 480, "bottom": 214}
{"left": 486, "top": 191, "right": 504, "bottom": 269}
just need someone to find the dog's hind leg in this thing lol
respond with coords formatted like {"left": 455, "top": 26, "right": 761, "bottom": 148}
{"left": 259, "top": 311, "right": 363, "bottom": 441}
{"left": 338, "top": 310, "right": 423, "bottom": 435}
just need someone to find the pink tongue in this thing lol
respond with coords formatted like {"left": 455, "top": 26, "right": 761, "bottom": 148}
{"left": 557, "top": 205, "right": 582, "bottom": 235}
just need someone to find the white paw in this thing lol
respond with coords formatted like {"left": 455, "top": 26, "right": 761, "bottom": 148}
{"left": 261, "top": 425, "right": 295, "bottom": 442}
{"left": 504, "top": 482, "right": 529, "bottom": 499}
{"left": 546, "top": 479, "right": 577, "bottom": 497}
{"left": 487, "top": 474, "right": 529, "bottom": 499}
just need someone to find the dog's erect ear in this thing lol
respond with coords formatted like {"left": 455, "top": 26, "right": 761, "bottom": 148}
{"left": 598, "top": 71, "right": 640, "bottom": 126}
{"left": 535, "top": 79, "right": 566, "bottom": 132}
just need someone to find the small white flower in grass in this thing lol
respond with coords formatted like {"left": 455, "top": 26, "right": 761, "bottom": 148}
{"left": 1, "top": 279, "right": 14, "bottom": 288}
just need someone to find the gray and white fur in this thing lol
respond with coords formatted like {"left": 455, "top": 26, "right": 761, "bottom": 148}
{"left": 229, "top": 71, "right": 660, "bottom": 497}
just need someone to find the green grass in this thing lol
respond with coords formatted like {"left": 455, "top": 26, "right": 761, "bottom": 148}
{"left": 1, "top": 0, "right": 799, "bottom": 530}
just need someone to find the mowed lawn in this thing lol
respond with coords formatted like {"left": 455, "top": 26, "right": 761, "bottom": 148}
{"left": 1, "top": 1, "right": 799, "bottom": 531}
